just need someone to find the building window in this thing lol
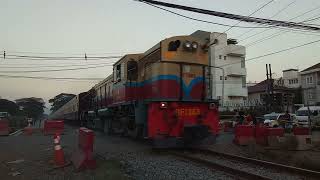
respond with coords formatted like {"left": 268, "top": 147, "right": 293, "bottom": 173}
{"left": 308, "top": 91, "right": 313, "bottom": 100}
{"left": 241, "top": 58, "right": 245, "bottom": 68}
{"left": 289, "top": 80, "right": 291, "bottom": 84}
{"left": 242, "top": 77, "right": 246, "bottom": 88}
{"left": 219, "top": 55, "right": 222, "bottom": 59}
{"left": 225, "top": 76, "right": 227, "bottom": 80}
{"left": 224, "top": 56, "right": 227, "bottom": 60}
{"left": 306, "top": 76, "right": 313, "bottom": 84}
{"left": 220, "top": 76, "right": 223, "bottom": 80}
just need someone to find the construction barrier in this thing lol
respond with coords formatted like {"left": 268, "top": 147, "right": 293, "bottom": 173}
{"left": 293, "top": 127, "right": 310, "bottom": 135}
{"left": 0, "top": 119, "right": 10, "bottom": 136}
{"left": 71, "top": 127, "right": 96, "bottom": 171}
{"left": 23, "top": 127, "right": 33, "bottom": 135}
{"left": 255, "top": 125, "right": 268, "bottom": 145}
{"left": 266, "top": 128, "right": 285, "bottom": 148}
{"left": 234, "top": 125, "right": 255, "bottom": 145}
{"left": 44, "top": 120, "right": 64, "bottom": 135}
{"left": 223, "top": 121, "right": 233, "bottom": 132}
{"left": 266, "top": 128, "right": 284, "bottom": 137}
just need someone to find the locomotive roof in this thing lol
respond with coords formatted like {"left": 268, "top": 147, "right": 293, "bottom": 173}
{"left": 93, "top": 74, "right": 113, "bottom": 89}
{"left": 113, "top": 53, "right": 143, "bottom": 66}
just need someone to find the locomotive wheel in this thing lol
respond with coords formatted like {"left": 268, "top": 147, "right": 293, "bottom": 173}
{"left": 128, "top": 124, "right": 143, "bottom": 139}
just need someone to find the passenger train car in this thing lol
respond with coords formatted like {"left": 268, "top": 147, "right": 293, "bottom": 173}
{"left": 50, "top": 35, "right": 220, "bottom": 148}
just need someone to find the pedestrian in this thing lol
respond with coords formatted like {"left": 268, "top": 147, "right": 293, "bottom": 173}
{"left": 245, "top": 113, "right": 253, "bottom": 125}
{"left": 238, "top": 110, "right": 245, "bottom": 125}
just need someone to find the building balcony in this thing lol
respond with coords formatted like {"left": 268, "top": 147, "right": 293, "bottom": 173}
{"left": 226, "top": 66, "right": 246, "bottom": 77}
{"left": 226, "top": 44, "right": 245, "bottom": 57}
{"left": 227, "top": 87, "right": 248, "bottom": 97}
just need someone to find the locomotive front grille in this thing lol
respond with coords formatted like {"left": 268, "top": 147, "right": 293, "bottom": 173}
{"left": 183, "top": 124, "right": 210, "bottom": 143}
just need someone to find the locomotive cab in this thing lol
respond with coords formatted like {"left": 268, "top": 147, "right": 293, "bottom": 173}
{"left": 136, "top": 36, "right": 219, "bottom": 148}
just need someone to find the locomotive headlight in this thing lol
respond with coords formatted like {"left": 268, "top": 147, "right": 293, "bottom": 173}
{"left": 192, "top": 42, "right": 198, "bottom": 49}
{"left": 160, "top": 102, "right": 168, "bottom": 109}
{"left": 184, "top": 41, "right": 192, "bottom": 49}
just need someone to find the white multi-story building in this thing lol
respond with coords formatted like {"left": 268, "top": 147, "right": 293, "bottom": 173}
{"left": 300, "top": 63, "right": 320, "bottom": 105}
{"left": 281, "top": 69, "right": 301, "bottom": 88}
{"left": 191, "top": 30, "right": 247, "bottom": 108}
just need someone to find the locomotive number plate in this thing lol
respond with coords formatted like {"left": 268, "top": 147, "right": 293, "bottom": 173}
{"left": 176, "top": 108, "right": 200, "bottom": 117}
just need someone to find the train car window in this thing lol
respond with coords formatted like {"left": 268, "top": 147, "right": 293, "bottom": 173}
{"left": 127, "top": 60, "right": 138, "bottom": 81}
{"left": 168, "top": 40, "right": 181, "bottom": 51}
{"left": 116, "top": 64, "right": 121, "bottom": 82}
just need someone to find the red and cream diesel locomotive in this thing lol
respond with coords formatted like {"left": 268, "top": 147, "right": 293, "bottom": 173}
{"left": 51, "top": 35, "right": 220, "bottom": 148}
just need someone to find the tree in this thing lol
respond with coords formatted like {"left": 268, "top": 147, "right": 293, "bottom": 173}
{"left": 0, "top": 99, "right": 19, "bottom": 115}
{"left": 49, "top": 93, "right": 75, "bottom": 112}
{"left": 15, "top": 97, "right": 45, "bottom": 120}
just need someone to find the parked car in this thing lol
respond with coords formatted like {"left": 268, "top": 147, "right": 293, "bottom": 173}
{"left": 296, "top": 106, "right": 320, "bottom": 127}
{"left": 0, "top": 112, "right": 10, "bottom": 120}
{"left": 263, "top": 112, "right": 297, "bottom": 127}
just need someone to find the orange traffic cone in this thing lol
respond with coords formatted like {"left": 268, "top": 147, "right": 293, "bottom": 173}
{"left": 53, "top": 133, "right": 65, "bottom": 166}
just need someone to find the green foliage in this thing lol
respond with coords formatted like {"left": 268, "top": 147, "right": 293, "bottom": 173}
{"left": 0, "top": 99, "right": 19, "bottom": 115}
{"left": 16, "top": 98, "right": 45, "bottom": 120}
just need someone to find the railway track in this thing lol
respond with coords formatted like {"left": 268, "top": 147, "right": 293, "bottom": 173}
{"left": 168, "top": 149, "right": 320, "bottom": 180}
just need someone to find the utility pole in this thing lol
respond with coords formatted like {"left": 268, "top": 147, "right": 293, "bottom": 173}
{"left": 269, "top": 64, "right": 274, "bottom": 112}
{"left": 265, "top": 64, "right": 270, "bottom": 112}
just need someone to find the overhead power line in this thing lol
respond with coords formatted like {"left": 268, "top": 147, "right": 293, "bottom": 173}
{"left": 0, "top": 56, "right": 122, "bottom": 61}
{"left": 136, "top": 0, "right": 320, "bottom": 31}
{"left": 235, "top": 0, "right": 297, "bottom": 39}
{"left": 220, "top": 39, "right": 320, "bottom": 67}
{"left": 0, "top": 64, "right": 113, "bottom": 73}
{"left": 5, "top": 54, "right": 122, "bottom": 59}
{"left": 142, "top": 2, "right": 275, "bottom": 29}
{"left": 2, "top": 50, "right": 142, "bottom": 56}
{"left": 0, "top": 62, "right": 115, "bottom": 69}
{"left": 221, "top": 0, "right": 275, "bottom": 34}
{"left": 238, "top": 5, "right": 320, "bottom": 43}
{"left": 0, "top": 74, "right": 104, "bottom": 81}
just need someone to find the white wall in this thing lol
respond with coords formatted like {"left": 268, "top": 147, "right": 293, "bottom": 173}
{"left": 209, "top": 32, "right": 248, "bottom": 107}
{"left": 283, "top": 70, "right": 300, "bottom": 88}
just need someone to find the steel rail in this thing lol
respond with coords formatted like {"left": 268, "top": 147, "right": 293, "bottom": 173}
{"left": 196, "top": 149, "right": 320, "bottom": 178}
{"left": 169, "top": 151, "right": 273, "bottom": 180}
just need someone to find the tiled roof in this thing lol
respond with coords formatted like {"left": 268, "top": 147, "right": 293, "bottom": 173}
{"left": 248, "top": 79, "right": 292, "bottom": 94}
{"left": 301, "top": 62, "right": 320, "bottom": 72}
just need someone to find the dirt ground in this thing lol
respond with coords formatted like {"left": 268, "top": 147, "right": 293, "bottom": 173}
{"left": 0, "top": 126, "right": 128, "bottom": 180}
{"left": 1, "top": 124, "right": 320, "bottom": 180}
{"left": 210, "top": 130, "right": 320, "bottom": 171}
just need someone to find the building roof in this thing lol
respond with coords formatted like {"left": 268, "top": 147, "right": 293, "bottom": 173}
{"left": 248, "top": 79, "right": 293, "bottom": 94}
{"left": 55, "top": 93, "right": 75, "bottom": 99}
{"left": 301, "top": 62, "right": 320, "bottom": 72}
{"left": 15, "top": 97, "right": 44, "bottom": 104}
{"left": 283, "top": 68, "right": 298, "bottom": 72}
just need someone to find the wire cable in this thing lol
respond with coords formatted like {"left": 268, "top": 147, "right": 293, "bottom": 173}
{"left": 238, "top": 5, "right": 320, "bottom": 43}
{"left": 220, "top": 39, "right": 320, "bottom": 67}
{"left": 235, "top": 0, "right": 297, "bottom": 39}
{"left": 0, "top": 62, "right": 115, "bottom": 69}
{"left": 137, "top": 0, "right": 320, "bottom": 31}
{"left": 0, "top": 64, "right": 113, "bottom": 73}
{"left": 142, "top": 2, "right": 276, "bottom": 29}
{"left": 0, "top": 56, "right": 121, "bottom": 61}
{"left": 0, "top": 74, "right": 104, "bottom": 81}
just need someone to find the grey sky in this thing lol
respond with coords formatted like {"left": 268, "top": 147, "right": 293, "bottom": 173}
{"left": 0, "top": 0, "right": 319, "bottom": 110}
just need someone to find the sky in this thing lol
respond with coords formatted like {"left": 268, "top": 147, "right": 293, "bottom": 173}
{"left": 0, "top": 0, "right": 320, "bottom": 111}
